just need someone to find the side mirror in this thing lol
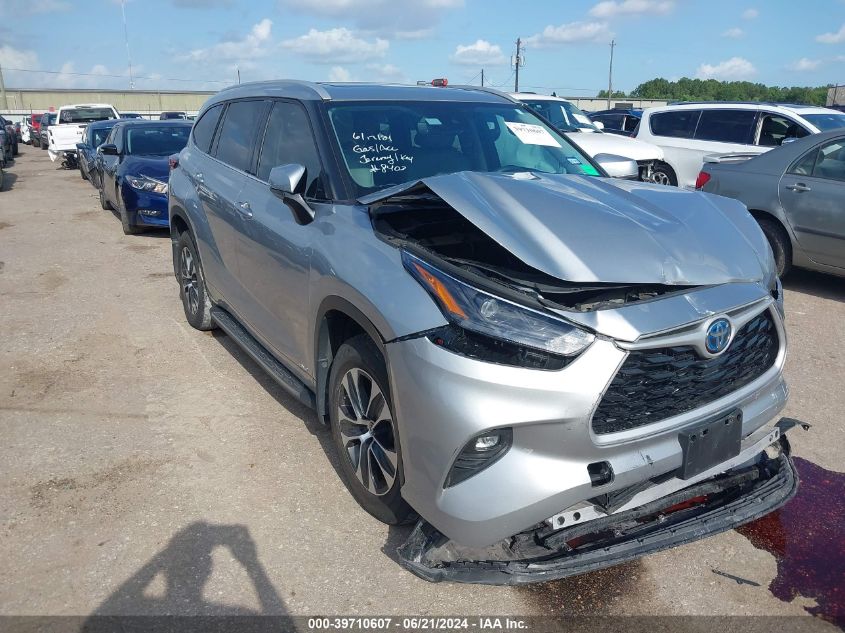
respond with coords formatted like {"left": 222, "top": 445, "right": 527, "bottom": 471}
{"left": 592, "top": 120, "right": 605, "bottom": 130}
{"left": 269, "top": 164, "right": 315, "bottom": 225}
{"left": 781, "top": 137, "right": 798, "bottom": 145}
{"left": 99, "top": 144, "right": 118, "bottom": 156}
{"left": 594, "top": 153, "right": 639, "bottom": 179}
{"left": 75, "top": 143, "right": 86, "bottom": 151}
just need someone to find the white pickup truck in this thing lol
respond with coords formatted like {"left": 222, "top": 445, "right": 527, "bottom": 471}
{"left": 48, "top": 103, "right": 119, "bottom": 167}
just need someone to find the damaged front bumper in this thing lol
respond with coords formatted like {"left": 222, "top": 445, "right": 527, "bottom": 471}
{"left": 398, "top": 424, "right": 801, "bottom": 585}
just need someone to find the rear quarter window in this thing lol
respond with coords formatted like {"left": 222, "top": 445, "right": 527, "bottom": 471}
{"left": 650, "top": 110, "right": 701, "bottom": 139}
{"left": 192, "top": 104, "right": 224, "bottom": 154}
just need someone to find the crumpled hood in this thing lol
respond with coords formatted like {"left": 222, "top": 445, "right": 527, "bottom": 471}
{"left": 567, "top": 132, "right": 664, "bottom": 162}
{"left": 363, "top": 172, "right": 770, "bottom": 285}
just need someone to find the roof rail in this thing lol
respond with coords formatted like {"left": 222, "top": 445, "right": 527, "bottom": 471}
{"left": 219, "top": 80, "right": 332, "bottom": 100}
{"left": 445, "top": 84, "right": 519, "bottom": 103}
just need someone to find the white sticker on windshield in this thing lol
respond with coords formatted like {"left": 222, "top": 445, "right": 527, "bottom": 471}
{"left": 573, "top": 113, "right": 593, "bottom": 126}
{"left": 505, "top": 122, "right": 561, "bottom": 147}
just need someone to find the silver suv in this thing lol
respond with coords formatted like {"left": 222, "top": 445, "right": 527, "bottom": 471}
{"left": 168, "top": 81, "right": 799, "bottom": 584}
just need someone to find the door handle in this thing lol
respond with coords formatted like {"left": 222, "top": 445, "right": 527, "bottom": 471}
{"left": 194, "top": 172, "right": 203, "bottom": 181}
{"left": 786, "top": 183, "right": 811, "bottom": 192}
{"left": 236, "top": 201, "right": 253, "bottom": 218}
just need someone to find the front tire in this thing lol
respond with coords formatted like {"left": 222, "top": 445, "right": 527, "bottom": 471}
{"left": 329, "top": 335, "right": 414, "bottom": 525}
{"left": 119, "top": 200, "right": 141, "bottom": 235}
{"left": 99, "top": 185, "right": 112, "bottom": 210}
{"left": 757, "top": 216, "right": 792, "bottom": 277}
{"left": 651, "top": 162, "right": 677, "bottom": 186}
{"left": 176, "top": 230, "right": 214, "bottom": 330}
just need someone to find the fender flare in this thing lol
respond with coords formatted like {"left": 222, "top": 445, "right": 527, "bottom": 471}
{"left": 313, "top": 296, "right": 387, "bottom": 423}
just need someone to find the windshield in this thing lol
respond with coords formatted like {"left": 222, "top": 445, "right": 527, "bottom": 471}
{"left": 60, "top": 107, "right": 115, "bottom": 124}
{"left": 521, "top": 99, "right": 598, "bottom": 132}
{"left": 44, "top": 114, "right": 57, "bottom": 125}
{"left": 326, "top": 101, "right": 600, "bottom": 195}
{"left": 802, "top": 113, "right": 845, "bottom": 132}
{"left": 125, "top": 126, "right": 190, "bottom": 156}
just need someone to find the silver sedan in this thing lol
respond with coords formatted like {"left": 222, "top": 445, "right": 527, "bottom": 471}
{"left": 698, "top": 129, "right": 845, "bottom": 278}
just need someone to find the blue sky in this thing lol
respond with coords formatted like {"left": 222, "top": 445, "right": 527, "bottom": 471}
{"left": 1, "top": 0, "right": 844, "bottom": 95}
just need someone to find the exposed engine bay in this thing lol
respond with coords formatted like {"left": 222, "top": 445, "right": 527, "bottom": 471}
{"left": 370, "top": 186, "right": 697, "bottom": 312}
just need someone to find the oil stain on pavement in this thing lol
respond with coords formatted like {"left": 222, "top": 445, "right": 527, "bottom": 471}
{"left": 736, "top": 457, "right": 845, "bottom": 629}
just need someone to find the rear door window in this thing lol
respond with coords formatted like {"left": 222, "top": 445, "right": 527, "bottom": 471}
{"left": 214, "top": 100, "right": 266, "bottom": 172}
{"left": 694, "top": 109, "right": 756, "bottom": 144}
{"left": 192, "top": 104, "right": 223, "bottom": 154}
{"left": 792, "top": 140, "right": 845, "bottom": 182}
{"left": 257, "top": 101, "right": 327, "bottom": 199}
{"left": 650, "top": 110, "right": 700, "bottom": 138}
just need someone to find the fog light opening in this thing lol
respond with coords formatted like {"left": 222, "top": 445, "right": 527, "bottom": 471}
{"left": 588, "top": 461, "right": 614, "bottom": 487}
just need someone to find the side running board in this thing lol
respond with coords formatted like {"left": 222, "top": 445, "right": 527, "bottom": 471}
{"left": 211, "top": 307, "right": 316, "bottom": 409}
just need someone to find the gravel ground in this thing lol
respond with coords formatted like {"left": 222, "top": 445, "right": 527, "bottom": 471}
{"left": 1, "top": 147, "right": 843, "bottom": 629}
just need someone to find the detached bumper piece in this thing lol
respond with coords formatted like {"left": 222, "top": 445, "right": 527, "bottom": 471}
{"left": 398, "top": 449, "right": 797, "bottom": 585}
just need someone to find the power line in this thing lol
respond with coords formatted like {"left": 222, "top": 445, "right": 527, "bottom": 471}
{"left": 1, "top": 67, "right": 230, "bottom": 85}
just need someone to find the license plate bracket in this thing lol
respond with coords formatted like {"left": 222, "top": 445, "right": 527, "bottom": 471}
{"left": 678, "top": 409, "right": 743, "bottom": 480}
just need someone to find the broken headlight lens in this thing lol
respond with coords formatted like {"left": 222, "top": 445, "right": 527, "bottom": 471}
{"left": 403, "top": 251, "right": 595, "bottom": 359}
{"left": 126, "top": 175, "right": 168, "bottom": 194}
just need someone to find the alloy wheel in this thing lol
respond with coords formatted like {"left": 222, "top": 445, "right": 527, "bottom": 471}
{"left": 180, "top": 246, "right": 199, "bottom": 315}
{"left": 336, "top": 368, "right": 398, "bottom": 496}
{"left": 652, "top": 170, "right": 672, "bottom": 185}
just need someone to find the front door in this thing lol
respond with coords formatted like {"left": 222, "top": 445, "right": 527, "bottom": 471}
{"left": 779, "top": 138, "right": 845, "bottom": 269}
{"left": 234, "top": 100, "right": 329, "bottom": 375}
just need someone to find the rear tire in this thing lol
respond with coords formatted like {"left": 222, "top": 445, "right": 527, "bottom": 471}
{"left": 329, "top": 335, "right": 414, "bottom": 525}
{"left": 176, "top": 230, "right": 214, "bottom": 331}
{"left": 40, "top": 137, "right": 47, "bottom": 150}
{"left": 757, "top": 216, "right": 792, "bottom": 277}
{"left": 651, "top": 162, "right": 677, "bottom": 186}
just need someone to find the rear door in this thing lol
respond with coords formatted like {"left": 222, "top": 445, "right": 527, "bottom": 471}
{"left": 779, "top": 138, "right": 845, "bottom": 269}
{"left": 196, "top": 99, "right": 268, "bottom": 306}
{"left": 233, "top": 99, "right": 329, "bottom": 372}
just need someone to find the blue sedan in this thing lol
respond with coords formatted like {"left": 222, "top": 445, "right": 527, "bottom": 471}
{"left": 76, "top": 119, "right": 118, "bottom": 186}
{"left": 95, "top": 120, "right": 191, "bottom": 234}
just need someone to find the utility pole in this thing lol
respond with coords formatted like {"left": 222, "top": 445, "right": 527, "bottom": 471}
{"left": 121, "top": 0, "right": 134, "bottom": 89}
{"left": 513, "top": 38, "right": 524, "bottom": 93}
{"left": 0, "top": 64, "right": 8, "bottom": 111}
{"left": 481, "top": 68, "right": 484, "bottom": 87}
{"left": 237, "top": 68, "right": 241, "bottom": 84}
{"left": 607, "top": 39, "right": 615, "bottom": 109}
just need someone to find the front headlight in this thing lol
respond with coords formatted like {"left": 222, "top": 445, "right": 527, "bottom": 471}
{"left": 126, "top": 175, "right": 168, "bottom": 194}
{"left": 403, "top": 251, "right": 594, "bottom": 366}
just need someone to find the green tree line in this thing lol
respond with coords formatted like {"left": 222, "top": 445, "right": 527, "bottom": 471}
{"left": 597, "top": 78, "right": 831, "bottom": 105}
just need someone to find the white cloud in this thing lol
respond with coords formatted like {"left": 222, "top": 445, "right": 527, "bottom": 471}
{"left": 0, "top": 44, "right": 39, "bottom": 70}
{"left": 282, "top": 28, "right": 388, "bottom": 63}
{"left": 589, "top": 0, "right": 674, "bottom": 18}
{"left": 788, "top": 57, "right": 822, "bottom": 71}
{"left": 526, "top": 21, "right": 613, "bottom": 48}
{"left": 328, "top": 66, "right": 353, "bottom": 82}
{"left": 816, "top": 23, "right": 845, "bottom": 44}
{"left": 277, "top": 0, "right": 462, "bottom": 36}
{"left": 450, "top": 40, "right": 507, "bottom": 66}
{"left": 365, "top": 63, "right": 406, "bottom": 82}
{"left": 741, "top": 8, "right": 759, "bottom": 19}
{"left": 722, "top": 27, "right": 744, "bottom": 38}
{"left": 184, "top": 19, "right": 274, "bottom": 67}
{"left": 696, "top": 56, "right": 757, "bottom": 80}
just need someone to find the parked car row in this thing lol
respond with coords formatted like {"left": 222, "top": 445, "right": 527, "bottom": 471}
{"left": 74, "top": 118, "right": 192, "bottom": 234}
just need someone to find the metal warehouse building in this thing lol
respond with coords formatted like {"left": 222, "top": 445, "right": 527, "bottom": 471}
{"left": 0, "top": 87, "right": 668, "bottom": 122}
{"left": 0, "top": 88, "right": 217, "bottom": 120}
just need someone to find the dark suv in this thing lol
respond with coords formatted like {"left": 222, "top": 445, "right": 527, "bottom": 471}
{"left": 168, "top": 80, "right": 797, "bottom": 584}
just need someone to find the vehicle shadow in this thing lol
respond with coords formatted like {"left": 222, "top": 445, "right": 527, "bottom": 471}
{"left": 210, "top": 331, "right": 344, "bottom": 480}
{"left": 81, "top": 521, "right": 288, "bottom": 622}
{"left": 782, "top": 269, "right": 845, "bottom": 302}
{"left": 1, "top": 171, "right": 18, "bottom": 191}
